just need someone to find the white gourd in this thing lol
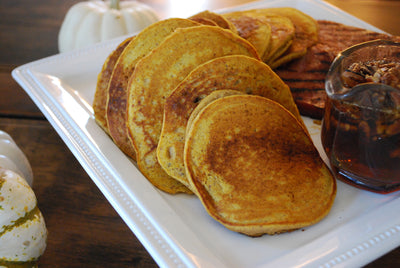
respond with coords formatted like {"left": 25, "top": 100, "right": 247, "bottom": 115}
{"left": 58, "top": 0, "right": 159, "bottom": 52}
{"left": 0, "top": 169, "right": 47, "bottom": 266}
{"left": 0, "top": 130, "right": 33, "bottom": 186}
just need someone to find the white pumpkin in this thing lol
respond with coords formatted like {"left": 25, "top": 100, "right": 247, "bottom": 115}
{"left": 58, "top": 0, "right": 160, "bottom": 52}
{"left": 0, "top": 169, "right": 47, "bottom": 266}
{"left": 0, "top": 130, "right": 33, "bottom": 187}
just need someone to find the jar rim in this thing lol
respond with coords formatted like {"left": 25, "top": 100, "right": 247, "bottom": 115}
{"left": 325, "top": 39, "right": 400, "bottom": 100}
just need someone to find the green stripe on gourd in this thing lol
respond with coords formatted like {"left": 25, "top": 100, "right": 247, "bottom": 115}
{"left": 0, "top": 169, "right": 47, "bottom": 265}
{"left": 0, "top": 259, "right": 38, "bottom": 268}
{"left": 0, "top": 206, "right": 40, "bottom": 237}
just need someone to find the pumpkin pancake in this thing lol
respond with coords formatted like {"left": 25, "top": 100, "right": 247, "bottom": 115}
{"left": 189, "top": 17, "right": 218, "bottom": 26}
{"left": 222, "top": 14, "right": 271, "bottom": 58}
{"left": 259, "top": 15, "right": 295, "bottom": 62}
{"left": 157, "top": 55, "right": 303, "bottom": 187}
{"left": 180, "top": 89, "right": 246, "bottom": 191}
{"left": 189, "top": 10, "right": 237, "bottom": 33}
{"left": 223, "top": 11, "right": 295, "bottom": 63}
{"left": 126, "top": 26, "right": 259, "bottom": 194}
{"left": 257, "top": 7, "right": 318, "bottom": 68}
{"left": 106, "top": 18, "right": 201, "bottom": 159}
{"left": 184, "top": 95, "right": 336, "bottom": 236}
{"left": 186, "top": 90, "right": 246, "bottom": 140}
{"left": 93, "top": 36, "right": 133, "bottom": 134}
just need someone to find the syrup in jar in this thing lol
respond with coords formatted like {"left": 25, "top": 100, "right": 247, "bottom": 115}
{"left": 321, "top": 91, "right": 400, "bottom": 192}
{"left": 322, "top": 40, "right": 400, "bottom": 193}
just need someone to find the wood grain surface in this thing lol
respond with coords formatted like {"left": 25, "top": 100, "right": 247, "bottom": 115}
{"left": 1, "top": 0, "right": 399, "bottom": 267}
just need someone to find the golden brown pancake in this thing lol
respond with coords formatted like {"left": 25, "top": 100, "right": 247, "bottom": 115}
{"left": 189, "top": 10, "right": 237, "bottom": 33}
{"left": 106, "top": 18, "right": 200, "bottom": 159}
{"left": 186, "top": 90, "right": 246, "bottom": 140}
{"left": 257, "top": 7, "right": 319, "bottom": 68}
{"left": 223, "top": 11, "right": 295, "bottom": 63}
{"left": 223, "top": 15, "right": 271, "bottom": 58}
{"left": 189, "top": 17, "right": 218, "bottom": 26}
{"left": 260, "top": 15, "right": 295, "bottom": 62}
{"left": 157, "top": 55, "right": 303, "bottom": 187}
{"left": 184, "top": 95, "right": 336, "bottom": 236}
{"left": 126, "top": 26, "right": 259, "bottom": 194}
{"left": 93, "top": 36, "right": 133, "bottom": 134}
{"left": 226, "top": 7, "right": 318, "bottom": 68}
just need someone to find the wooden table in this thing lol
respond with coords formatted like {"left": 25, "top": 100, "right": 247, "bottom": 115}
{"left": 1, "top": 0, "right": 399, "bottom": 267}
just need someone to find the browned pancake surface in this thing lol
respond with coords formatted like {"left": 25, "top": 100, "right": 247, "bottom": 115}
{"left": 224, "top": 15, "right": 272, "bottom": 57}
{"left": 184, "top": 95, "right": 336, "bottom": 236}
{"left": 157, "top": 55, "right": 302, "bottom": 187}
{"left": 254, "top": 7, "right": 319, "bottom": 68}
{"left": 106, "top": 18, "right": 200, "bottom": 159}
{"left": 127, "top": 26, "right": 259, "bottom": 194}
{"left": 93, "top": 36, "right": 133, "bottom": 133}
{"left": 189, "top": 10, "right": 237, "bottom": 33}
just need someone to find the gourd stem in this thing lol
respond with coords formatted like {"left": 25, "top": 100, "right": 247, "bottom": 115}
{"left": 110, "top": 0, "right": 120, "bottom": 10}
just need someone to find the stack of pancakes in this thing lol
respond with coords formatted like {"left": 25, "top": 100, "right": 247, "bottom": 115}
{"left": 222, "top": 7, "right": 319, "bottom": 69}
{"left": 93, "top": 8, "right": 336, "bottom": 236}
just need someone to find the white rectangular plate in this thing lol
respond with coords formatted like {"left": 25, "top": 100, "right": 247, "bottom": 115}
{"left": 12, "top": 0, "right": 400, "bottom": 267}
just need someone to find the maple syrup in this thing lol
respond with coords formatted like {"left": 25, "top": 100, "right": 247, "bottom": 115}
{"left": 322, "top": 40, "right": 400, "bottom": 193}
{"left": 321, "top": 96, "right": 400, "bottom": 193}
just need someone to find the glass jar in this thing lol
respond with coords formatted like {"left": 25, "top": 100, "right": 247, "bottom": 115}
{"left": 321, "top": 40, "right": 400, "bottom": 193}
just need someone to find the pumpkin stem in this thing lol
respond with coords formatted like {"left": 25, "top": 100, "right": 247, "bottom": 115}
{"left": 110, "top": 0, "right": 120, "bottom": 10}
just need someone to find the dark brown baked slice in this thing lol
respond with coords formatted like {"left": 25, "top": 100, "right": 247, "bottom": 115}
{"left": 276, "top": 20, "right": 400, "bottom": 119}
